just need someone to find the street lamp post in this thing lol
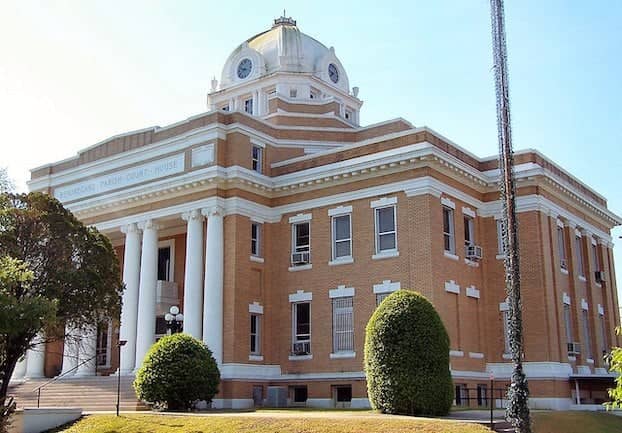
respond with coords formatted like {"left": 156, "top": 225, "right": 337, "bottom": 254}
{"left": 165, "top": 306, "right": 184, "bottom": 335}
{"left": 116, "top": 339, "right": 127, "bottom": 416}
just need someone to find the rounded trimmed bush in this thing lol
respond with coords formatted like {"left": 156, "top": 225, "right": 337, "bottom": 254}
{"left": 133, "top": 333, "right": 220, "bottom": 411}
{"left": 364, "top": 289, "right": 453, "bottom": 416}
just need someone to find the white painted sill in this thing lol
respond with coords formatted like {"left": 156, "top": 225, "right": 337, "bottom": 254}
{"left": 560, "top": 268, "right": 569, "bottom": 275}
{"left": 468, "top": 352, "right": 484, "bottom": 359}
{"left": 444, "top": 251, "right": 459, "bottom": 261}
{"left": 496, "top": 254, "right": 506, "bottom": 260}
{"left": 328, "top": 257, "right": 354, "bottom": 266}
{"left": 249, "top": 355, "right": 264, "bottom": 361}
{"left": 288, "top": 264, "right": 313, "bottom": 272}
{"left": 449, "top": 350, "right": 464, "bottom": 357}
{"left": 288, "top": 354, "right": 313, "bottom": 361}
{"left": 372, "top": 251, "right": 399, "bottom": 260}
{"left": 464, "top": 258, "right": 480, "bottom": 267}
{"left": 329, "top": 351, "right": 356, "bottom": 360}
{"left": 578, "top": 275, "right": 587, "bottom": 282}
{"left": 250, "top": 255, "right": 264, "bottom": 263}
{"left": 502, "top": 353, "right": 512, "bottom": 360}
{"left": 586, "top": 358, "right": 595, "bottom": 364}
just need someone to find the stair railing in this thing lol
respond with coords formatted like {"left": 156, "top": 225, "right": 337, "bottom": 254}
{"left": 31, "top": 353, "right": 98, "bottom": 408}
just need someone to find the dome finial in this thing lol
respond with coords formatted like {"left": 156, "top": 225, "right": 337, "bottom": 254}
{"left": 273, "top": 11, "right": 296, "bottom": 27}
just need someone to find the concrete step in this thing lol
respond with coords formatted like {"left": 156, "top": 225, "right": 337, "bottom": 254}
{"left": 8, "top": 376, "right": 147, "bottom": 411}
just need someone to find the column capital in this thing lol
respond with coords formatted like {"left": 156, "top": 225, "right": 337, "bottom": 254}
{"left": 121, "top": 222, "right": 141, "bottom": 235}
{"left": 202, "top": 205, "right": 225, "bottom": 218}
{"left": 182, "top": 209, "right": 204, "bottom": 222}
{"left": 138, "top": 219, "right": 160, "bottom": 231}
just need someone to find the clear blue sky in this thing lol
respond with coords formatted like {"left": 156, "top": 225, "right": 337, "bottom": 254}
{"left": 1, "top": 1, "right": 621, "bottom": 301}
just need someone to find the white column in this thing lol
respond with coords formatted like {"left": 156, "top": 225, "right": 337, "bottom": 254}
{"left": 60, "top": 323, "right": 78, "bottom": 377}
{"left": 119, "top": 223, "right": 141, "bottom": 374}
{"left": 134, "top": 220, "right": 159, "bottom": 371}
{"left": 202, "top": 206, "right": 224, "bottom": 365}
{"left": 182, "top": 210, "right": 205, "bottom": 339}
{"left": 25, "top": 334, "right": 46, "bottom": 379}
{"left": 75, "top": 325, "right": 97, "bottom": 377}
{"left": 11, "top": 355, "right": 27, "bottom": 381}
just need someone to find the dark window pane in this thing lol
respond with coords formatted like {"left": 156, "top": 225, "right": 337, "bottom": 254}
{"left": 294, "top": 387, "right": 307, "bottom": 402}
{"left": 336, "top": 386, "right": 352, "bottom": 402}
{"left": 157, "top": 247, "right": 170, "bottom": 281}
{"left": 334, "top": 215, "right": 350, "bottom": 240}
{"left": 335, "top": 241, "right": 351, "bottom": 258}
{"left": 443, "top": 208, "right": 451, "bottom": 233}
{"left": 296, "top": 303, "right": 310, "bottom": 336}
{"left": 379, "top": 233, "right": 395, "bottom": 251}
{"left": 377, "top": 207, "right": 395, "bottom": 233}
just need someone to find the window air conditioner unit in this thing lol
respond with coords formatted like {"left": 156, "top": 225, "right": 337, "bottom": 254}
{"left": 291, "top": 251, "right": 310, "bottom": 265}
{"left": 292, "top": 342, "right": 310, "bottom": 356}
{"left": 595, "top": 271, "right": 605, "bottom": 283}
{"left": 567, "top": 342, "right": 580, "bottom": 355}
{"left": 466, "top": 245, "right": 483, "bottom": 261}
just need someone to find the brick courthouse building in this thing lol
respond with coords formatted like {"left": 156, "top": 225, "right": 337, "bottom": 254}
{"left": 16, "top": 16, "right": 621, "bottom": 410}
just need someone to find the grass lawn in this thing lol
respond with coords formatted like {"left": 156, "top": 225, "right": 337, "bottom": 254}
{"left": 51, "top": 413, "right": 490, "bottom": 433}
{"left": 532, "top": 411, "right": 622, "bottom": 433}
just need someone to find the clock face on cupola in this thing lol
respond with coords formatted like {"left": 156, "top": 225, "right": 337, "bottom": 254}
{"left": 328, "top": 63, "right": 339, "bottom": 83}
{"left": 237, "top": 58, "right": 253, "bottom": 79}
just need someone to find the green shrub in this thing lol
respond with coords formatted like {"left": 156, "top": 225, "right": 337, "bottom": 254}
{"left": 133, "top": 333, "right": 220, "bottom": 411}
{"left": 364, "top": 290, "right": 453, "bottom": 416}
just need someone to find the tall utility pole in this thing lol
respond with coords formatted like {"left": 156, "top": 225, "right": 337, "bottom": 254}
{"left": 489, "top": 1, "right": 532, "bottom": 432}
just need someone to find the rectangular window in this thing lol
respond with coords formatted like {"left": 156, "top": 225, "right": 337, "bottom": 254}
{"left": 335, "top": 385, "right": 352, "bottom": 402}
{"left": 250, "top": 314, "right": 261, "bottom": 355}
{"left": 157, "top": 246, "right": 171, "bottom": 281}
{"left": 582, "top": 310, "right": 592, "bottom": 359}
{"left": 477, "top": 384, "right": 488, "bottom": 407}
{"left": 443, "top": 206, "right": 455, "bottom": 254}
{"left": 251, "top": 145, "right": 263, "bottom": 173}
{"left": 332, "top": 297, "right": 354, "bottom": 353}
{"left": 292, "top": 302, "right": 311, "bottom": 354}
{"left": 600, "top": 314, "right": 608, "bottom": 358}
{"left": 293, "top": 386, "right": 308, "bottom": 403}
{"left": 563, "top": 303, "right": 573, "bottom": 344}
{"left": 455, "top": 384, "right": 468, "bottom": 406}
{"left": 96, "top": 322, "right": 110, "bottom": 367}
{"left": 496, "top": 219, "right": 505, "bottom": 255}
{"left": 575, "top": 236, "right": 584, "bottom": 277}
{"left": 332, "top": 214, "right": 352, "bottom": 260}
{"left": 502, "top": 311, "right": 511, "bottom": 354}
{"left": 244, "top": 98, "right": 253, "bottom": 114}
{"left": 557, "top": 226, "right": 567, "bottom": 269}
{"left": 291, "top": 222, "right": 311, "bottom": 265}
{"left": 592, "top": 243, "right": 600, "bottom": 272}
{"left": 464, "top": 216, "right": 474, "bottom": 247}
{"left": 376, "top": 292, "right": 390, "bottom": 307}
{"left": 375, "top": 205, "right": 397, "bottom": 253}
{"left": 251, "top": 222, "right": 261, "bottom": 257}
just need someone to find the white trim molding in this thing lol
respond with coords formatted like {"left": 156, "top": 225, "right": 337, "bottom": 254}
{"left": 563, "top": 293, "right": 571, "bottom": 305}
{"left": 329, "top": 285, "right": 355, "bottom": 299}
{"left": 466, "top": 285, "right": 480, "bottom": 299}
{"left": 445, "top": 280, "right": 460, "bottom": 295}
{"left": 441, "top": 196, "right": 456, "bottom": 209}
{"left": 289, "top": 290, "right": 312, "bottom": 303}
{"left": 370, "top": 196, "right": 397, "bottom": 208}
{"left": 288, "top": 213, "right": 312, "bottom": 223}
{"left": 372, "top": 280, "right": 401, "bottom": 294}
{"left": 462, "top": 206, "right": 476, "bottom": 218}
{"left": 581, "top": 299, "right": 589, "bottom": 311}
{"left": 248, "top": 302, "right": 264, "bottom": 314}
{"left": 328, "top": 205, "right": 352, "bottom": 217}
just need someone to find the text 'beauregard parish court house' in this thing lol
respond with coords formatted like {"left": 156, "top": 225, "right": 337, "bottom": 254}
{"left": 16, "top": 16, "right": 622, "bottom": 410}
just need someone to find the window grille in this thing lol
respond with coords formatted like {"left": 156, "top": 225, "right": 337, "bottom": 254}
{"left": 332, "top": 297, "right": 354, "bottom": 353}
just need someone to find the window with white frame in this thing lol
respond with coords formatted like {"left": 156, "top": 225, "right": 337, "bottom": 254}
{"left": 96, "top": 321, "right": 111, "bottom": 367}
{"left": 291, "top": 222, "right": 311, "bottom": 266}
{"left": 250, "top": 314, "right": 261, "bottom": 355}
{"left": 376, "top": 292, "right": 390, "bottom": 306}
{"left": 592, "top": 243, "right": 601, "bottom": 272}
{"left": 464, "top": 215, "right": 474, "bottom": 252}
{"left": 252, "top": 145, "right": 263, "bottom": 173}
{"left": 563, "top": 303, "right": 573, "bottom": 344}
{"left": 557, "top": 226, "right": 567, "bottom": 270}
{"left": 375, "top": 205, "right": 397, "bottom": 253}
{"left": 502, "top": 311, "right": 510, "bottom": 354}
{"left": 292, "top": 302, "right": 311, "bottom": 355}
{"left": 251, "top": 222, "right": 262, "bottom": 257}
{"left": 582, "top": 310, "right": 592, "bottom": 359}
{"left": 332, "top": 297, "right": 354, "bottom": 353}
{"left": 157, "top": 243, "right": 173, "bottom": 281}
{"left": 599, "top": 314, "right": 608, "bottom": 357}
{"left": 443, "top": 206, "right": 455, "bottom": 254}
{"left": 496, "top": 219, "right": 505, "bottom": 255}
{"left": 332, "top": 214, "right": 352, "bottom": 260}
{"left": 575, "top": 236, "right": 584, "bottom": 277}
{"left": 244, "top": 98, "right": 253, "bottom": 114}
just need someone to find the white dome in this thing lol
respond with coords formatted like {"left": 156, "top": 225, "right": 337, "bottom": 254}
{"left": 220, "top": 16, "right": 350, "bottom": 92}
